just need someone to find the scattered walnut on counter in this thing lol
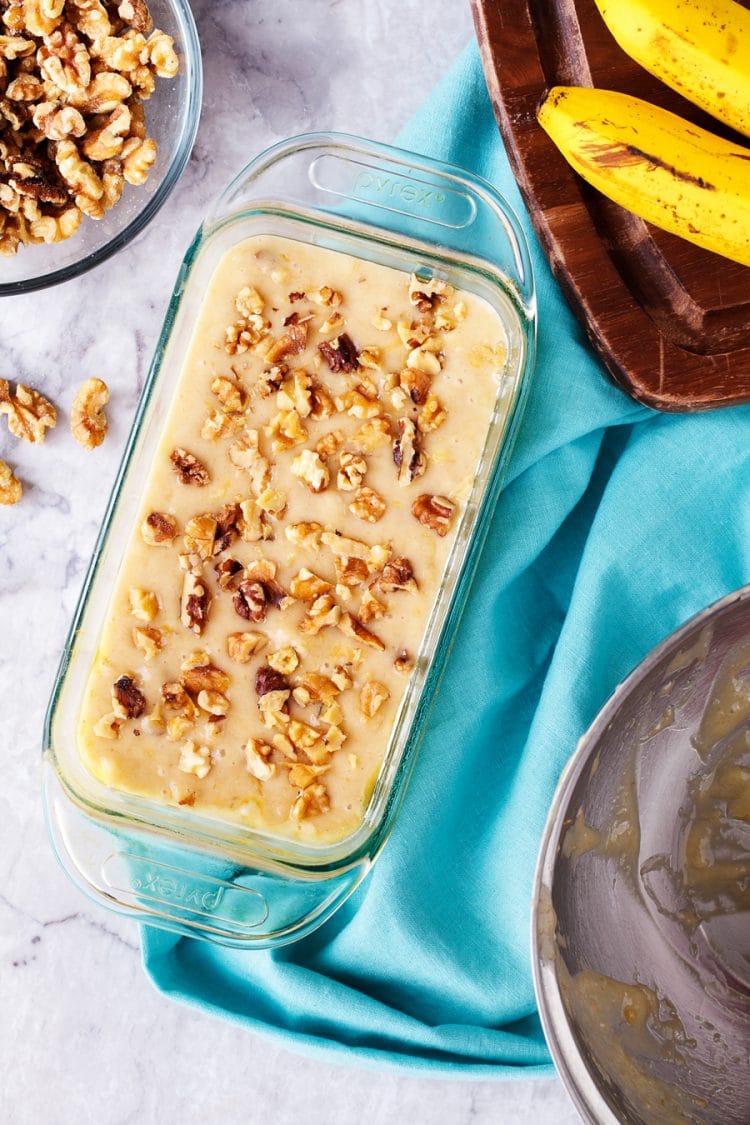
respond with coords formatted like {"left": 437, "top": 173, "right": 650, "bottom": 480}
{"left": 71, "top": 377, "right": 109, "bottom": 449}
{"left": 411, "top": 493, "right": 455, "bottom": 537}
{"left": 0, "top": 458, "right": 22, "bottom": 505}
{"left": 0, "top": 380, "right": 57, "bottom": 443}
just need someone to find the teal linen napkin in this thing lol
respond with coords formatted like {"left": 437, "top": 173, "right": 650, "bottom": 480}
{"left": 141, "top": 41, "right": 750, "bottom": 1076}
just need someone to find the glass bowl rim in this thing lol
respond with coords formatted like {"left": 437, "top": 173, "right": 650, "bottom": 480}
{"left": 0, "top": 0, "right": 203, "bottom": 298}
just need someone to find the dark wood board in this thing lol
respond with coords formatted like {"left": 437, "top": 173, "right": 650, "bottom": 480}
{"left": 470, "top": 0, "right": 750, "bottom": 412}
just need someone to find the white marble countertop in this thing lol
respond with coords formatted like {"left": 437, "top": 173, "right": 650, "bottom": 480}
{"left": 0, "top": 2, "right": 581, "bottom": 1121}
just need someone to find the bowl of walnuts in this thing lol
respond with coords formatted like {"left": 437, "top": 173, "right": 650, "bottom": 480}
{"left": 0, "top": 0, "right": 202, "bottom": 294}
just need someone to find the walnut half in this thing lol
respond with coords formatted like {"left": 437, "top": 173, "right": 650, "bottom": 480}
{"left": 0, "top": 459, "right": 22, "bottom": 505}
{"left": 71, "top": 377, "right": 109, "bottom": 450}
{"left": 0, "top": 379, "right": 57, "bottom": 443}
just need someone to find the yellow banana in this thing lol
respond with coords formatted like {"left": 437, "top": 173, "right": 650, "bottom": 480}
{"left": 594, "top": 0, "right": 750, "bottom": 138}
{"left": 537, "top": 86, "right": 750, "bottom": 268}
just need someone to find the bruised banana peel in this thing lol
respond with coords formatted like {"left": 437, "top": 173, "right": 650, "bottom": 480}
{"left": 537, "top": 86, "right": 750, "bottom": 268}
{"left": 594, "top": 0, "right": 750, "bottom": 139}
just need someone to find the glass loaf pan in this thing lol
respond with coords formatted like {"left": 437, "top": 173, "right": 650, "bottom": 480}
{"left": 43, "top": 133, "right": 536, "bottom": 948}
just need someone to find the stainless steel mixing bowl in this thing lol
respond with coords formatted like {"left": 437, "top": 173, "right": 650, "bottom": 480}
{"left": 532, "top": 586, "right": 750, "bottom": 1124}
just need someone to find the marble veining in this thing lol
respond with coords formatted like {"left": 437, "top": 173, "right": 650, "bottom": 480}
{"left": 0, "top": 2, "right": 579, "bottom": 1121}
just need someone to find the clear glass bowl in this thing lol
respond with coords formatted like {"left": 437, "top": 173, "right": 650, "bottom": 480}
{"left": 0, "top": 0, "right": 202, "bottom": 296}
{"left": 44, "top": 133, "right": 537, "bottom": 947}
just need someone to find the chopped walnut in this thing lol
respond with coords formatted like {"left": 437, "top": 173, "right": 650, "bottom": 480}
{"left": 268, "top": 646, "right": 299, "bottom": 675}
{"left": 399, "top": 366, "right": 431, "bottom": 406}
{"left": 264, "top": 321, "right": 308, "bottom": 364}
{"left": 112, "top": 674, "right": 146, "bottom": 719}
{"left": 132, "top": 625, "right": 161, "bottom": 660}
{"left": 214, "top": 502, "right": 242, "bottom": 552}
{"left": 408, "top": 272, "right": 451, "bottom": 311}
{"left": 359, "top": 680, "right": 390, "bottom": 719}
{"left": 393, "top": 419, "right": 426, "bottom": 486}
{"left": 201, "top": 409, "right": 241, "bottom": 442}
{"left": 70, "top": 377, "right": 108, "bottom": 450}
{"left": 276, "top": 368, "right": 313, "bottom": 418}
{"left": 258, "top": 688, "right": 291, "bottom": 730}
{"left": 178, "top": 740, "right": 211, "bottom": 779}
{"left": 318, "top": 333, "right": 359, "bottom": 373}
{"left": 256, "top": 487, "right": 287, "bottom": 518}
{"left": 226, "top": 631, "right": 266, "bottom": 662}
{"left": 170, "top": 447, "right": 209, "bottom": 486}
{"left": 418, "top": 393, "right": 447, "bottom": 433}
{"left": 336, "top": 388, "right": 381, "bottom": 420}
{"left": 291, "top": 448, "right": 329, "bottom": 493}
{"left": 349, "top": 485, "right": 386, "bottom": 524}
{"left": 299, "top": 593, "right": 340, "bottom": 636}
{"left": 406, "top": 344, "right": 442, "bottom": 377}
{"left": 196, "top": 689, "right": 229, "bottom": 717}
{"left": 411, "top": 493, "right": 455, "bottom": 536}
{"left": 379, "top": 557, "right": 418, "bottom": 593}
{"left": 141, "top": 510, "right": 177, "bottom": 545}
{"left": 349, "top": 416, "right": 391, "bottom": 452}
{"left": 288, "top": 762, "right": 330, "bottom": 789}
{"left": 333, "top": 555, "right": 368, "bottom": 588}
{"left": 183, "top": 514, "right": 217, "bottom": 560}
{"left": 235, "top": 285, "right": 264, "bottom": 318}
{"left": 214, "top": 557, "right": 243, "bottom": 591}
{"left": 255, "top": 664, "right": 290, "bottom": 698}
{"left": 245, "top": 736, "right": 275, "bottom": 781}
{"left": 359, "top": 588, "right": 386, "bottom": 623}
{"left": 285, "top": 521, "right": 323, "bottom": 551}
{"left": 0, "top": 459, "right": 22, "bottom": 505}
{"left": 238, "top": 498, "right": 272, "bottom": 543}
{"left": 128, "top": 586, "right": 158, "bottom": 622}
{"left": 0, "top": 379, "right": 57, "bottom": 443}
{"left": 93, "top": 712, "right": 122, "bottom": 740}
{"left": 180, "top": 570, "right": 211, "bottom": 635}
{"left": 233, "top": 579, "right": 269, "bottom": 623}
{"left": 338, "top": 611, "right": 385, "bottom": 651}
{"left": 289, "top": 568, "right": 333, "bottom": 602}
{"left": 309, "top": 285, "right": 342, "bottom": 307}
{"left": 180, "top": 654, "right": 230, "bottom": 695}
{"left": 314, "top": 430, "right": 343, "bottom": 461}
{"left": 292, "top": 672, "right": 340, "bottom": 707}
{"left": 211, "top": 374, "right": 247, "bottom": 414}
{"left": 394, "top": 649, "right": 415, "bottom": 675}
{"left": 291, "top": 781, "right": 330, "bottom": 821}
{"left": 267, "top": 408, "right": 308, "bottom": 452}
{"left": 321, "top": 529, "right": 390, "bottom": 571}
{"left": 319, "top": 311, "right": 344, "bottom": 336}
{"left": 229, "top": 429, "right": 271, "bottom": 493}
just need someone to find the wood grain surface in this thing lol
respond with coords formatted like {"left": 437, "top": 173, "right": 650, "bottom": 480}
{"left": 471, "top": 0, "right": 750, "bottom": 411}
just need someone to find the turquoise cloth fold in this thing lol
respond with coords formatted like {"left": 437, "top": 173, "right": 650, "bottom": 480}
{"left": 141, "top": 41, "right": 750, "bottom": 1075}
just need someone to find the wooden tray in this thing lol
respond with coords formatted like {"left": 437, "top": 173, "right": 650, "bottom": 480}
{"left": 471, "top": 0, "right": 750, "bottom": 411}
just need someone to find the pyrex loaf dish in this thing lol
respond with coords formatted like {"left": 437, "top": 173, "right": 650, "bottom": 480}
{"left": 0, "top": 0, "right": 202, "bottom": 297}
{"left": 44, "top": 133, "right": 536, "bottom": 947}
